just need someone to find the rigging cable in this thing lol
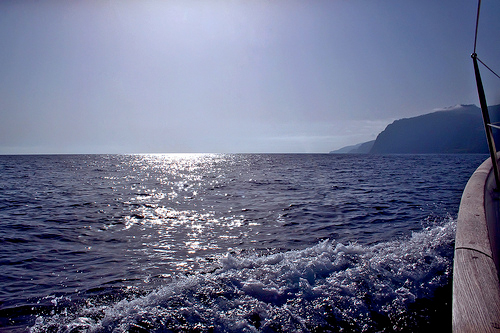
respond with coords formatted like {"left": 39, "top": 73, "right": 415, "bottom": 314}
{"left": 476, "top": 57, "right": 500, "bottom": 80}
{"left": 473, "top": 0, "right": 481, "bottom": 54}
{"left": 473, "top": 0, "right": 500, "bottom": 81}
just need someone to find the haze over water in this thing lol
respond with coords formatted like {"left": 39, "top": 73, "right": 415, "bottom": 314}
{"left": 2, "top": 0, "right": 500, "bottom": 154}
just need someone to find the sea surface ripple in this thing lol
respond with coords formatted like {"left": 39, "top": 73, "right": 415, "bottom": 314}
{"left": 0, "top": 153, "right": 487, "bottom": 332}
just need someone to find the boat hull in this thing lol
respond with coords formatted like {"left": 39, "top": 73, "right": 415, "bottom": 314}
{"left": 453, "top": 157, "right": 500, "bottom": 332}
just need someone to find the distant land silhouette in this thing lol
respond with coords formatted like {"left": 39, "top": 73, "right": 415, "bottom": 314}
{"left": 331, "top": 104, "right": 500, "bottom": 154}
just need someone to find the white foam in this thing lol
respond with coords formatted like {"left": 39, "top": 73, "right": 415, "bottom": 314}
{"left": 31, "top": 218, "right": 456, "bottom": 332}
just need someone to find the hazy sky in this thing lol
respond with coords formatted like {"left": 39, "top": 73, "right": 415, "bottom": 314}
{"left": 1, "top": 0, "right": 499, "bottom": 154}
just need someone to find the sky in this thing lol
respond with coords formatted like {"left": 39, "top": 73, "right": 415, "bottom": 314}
{"left": 1, "top": 0, "right": 499, "bottom": 154}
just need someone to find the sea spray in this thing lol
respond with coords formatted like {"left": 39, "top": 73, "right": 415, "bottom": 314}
{"left": 30, "top": 218, "right": 455, "bottom": 333}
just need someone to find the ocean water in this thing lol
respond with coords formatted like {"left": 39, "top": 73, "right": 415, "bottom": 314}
{"left": 0, "top": 153, "right": 487, "bottom": 332}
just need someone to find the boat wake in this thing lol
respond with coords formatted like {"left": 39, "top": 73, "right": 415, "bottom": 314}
{"left": 31, "top": 218, "right": 455, "bottom": 333}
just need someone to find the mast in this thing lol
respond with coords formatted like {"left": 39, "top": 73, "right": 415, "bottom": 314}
{"left": 472, "top": 0, "right": 500, "bottom": 189}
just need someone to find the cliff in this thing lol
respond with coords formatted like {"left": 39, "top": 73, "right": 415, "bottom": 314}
{"left": 330, "top": 140, "right": 375, "bottom": 154}
{"left": 331, "top": 104, "right": 500, "bottom": 154}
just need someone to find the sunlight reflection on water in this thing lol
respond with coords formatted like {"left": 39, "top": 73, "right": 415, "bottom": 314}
{"left": 114, "top": 154, "right": 248, "bottom": 272}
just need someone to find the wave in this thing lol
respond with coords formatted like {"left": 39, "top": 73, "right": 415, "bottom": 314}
{"left": 30, "top": 219, "right": 455, "bottom": 333}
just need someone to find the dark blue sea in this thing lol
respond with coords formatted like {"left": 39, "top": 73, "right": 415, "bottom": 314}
{"left": 0, "top": 154, "right": 488, "bottom": 332}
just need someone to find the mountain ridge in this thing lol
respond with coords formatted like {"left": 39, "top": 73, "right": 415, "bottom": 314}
{"left": 331, "top": 104, "right": 500, "bottom": 154}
